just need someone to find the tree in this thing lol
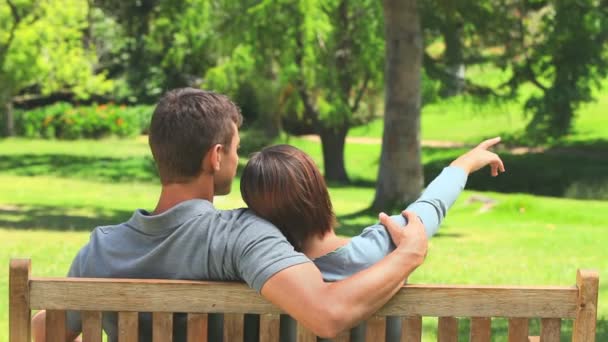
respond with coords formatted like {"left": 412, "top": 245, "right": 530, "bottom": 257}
{"left": 208, "top": 0, "right": 385, "bottom": 183}
{"left": 0, "top": 0, "right": 111, "bottom": 136}
{"left": 421, "top": 0, "right": 608, "bottom": 140}
{"left": 372, "top": 0, "right": 423, "bottom": 211}
{"left": 93, "top": 0, "right": 217, "bottom": 103}
{"left": 510, "top": 0, "right": 608, "bottom": 139}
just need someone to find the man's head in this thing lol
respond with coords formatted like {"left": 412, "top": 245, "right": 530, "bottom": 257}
{"left": 149, "top": 88, "right": 242, "bottom": 195}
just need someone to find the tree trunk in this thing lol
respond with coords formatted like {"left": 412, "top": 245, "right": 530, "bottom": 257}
{"left": 1, "top": 89, "right": 14, "bottom": 137}
{"left": 372, "top": 0, "right": 424, "bottom": 211}
{"left": 320, "top": 126, "right": 349, "bottom": 184}
{"left": 440, "top": 19, "right": 465, "bottom": 97}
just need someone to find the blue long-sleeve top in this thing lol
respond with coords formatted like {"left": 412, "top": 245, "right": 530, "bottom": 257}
{"left": 314, "top": 166, "right": 468, "bottom": 281}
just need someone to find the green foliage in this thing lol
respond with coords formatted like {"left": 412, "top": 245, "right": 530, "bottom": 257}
{"left": 0, "top": 0, "right": 112, "bottom": 98}
{"left": 13, "top": 103, "right": 152, "bottom": 139}
{"left": 94, "top": 0, "right": 217, "bottom": 102}
{"left": 421, "top": 1, "right": 608, "bottom": 141}
{"left": 516, "top": 0, "right": 608, "bottom": 139}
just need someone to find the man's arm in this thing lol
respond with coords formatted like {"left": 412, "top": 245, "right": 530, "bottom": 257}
{"left": 260, "top": 211, "right": 427, "bottom": 338}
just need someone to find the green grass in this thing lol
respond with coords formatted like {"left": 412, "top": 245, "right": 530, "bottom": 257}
{"left": 1, "top": 136, "right": 607, "bottom": 340}
{"left": 350, "top": 68, "right": 608, "bottom": 146}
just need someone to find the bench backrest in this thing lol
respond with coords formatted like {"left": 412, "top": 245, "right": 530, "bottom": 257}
{"left": 9, "top": 259, "right": 599, "bottom": 341}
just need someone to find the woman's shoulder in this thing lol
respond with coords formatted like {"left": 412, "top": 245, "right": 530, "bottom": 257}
{"left": 314, "top": 224, "right": 397, "bottom": 281}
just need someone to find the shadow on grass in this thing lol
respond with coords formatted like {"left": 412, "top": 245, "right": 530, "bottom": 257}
{"left": 423, "top": 141, "right": 608, "bottom": 200}
{"left": 0, "top": 154, "right": 159, "bottom": 183}
{"left": 0, "top": 204, "right": 132, "bottom": 231}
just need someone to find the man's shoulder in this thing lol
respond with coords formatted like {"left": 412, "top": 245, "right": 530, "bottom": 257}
{"left": 217, "top": 208, "right": 280, "bottom": 232}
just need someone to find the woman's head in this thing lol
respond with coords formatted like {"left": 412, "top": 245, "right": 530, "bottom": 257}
{"left": 241, "top": 145, "right": 336, "bottom": 251}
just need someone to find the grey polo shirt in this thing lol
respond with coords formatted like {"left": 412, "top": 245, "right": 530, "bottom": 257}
{"left": 66, "top": 199, "right": 310, "bottom": 341}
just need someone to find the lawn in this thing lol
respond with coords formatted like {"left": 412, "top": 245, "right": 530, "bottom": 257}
{"left": 350, "top": 69, "right": 608, "bottom": 146}
{"left": 1, "top": 136, "right": 606, "bottom": 341}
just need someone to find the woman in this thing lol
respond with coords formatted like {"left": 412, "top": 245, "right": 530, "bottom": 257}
{"left": 240, "top": 138, "right": 504, "bottom": 341}
{"left": 241, "top": 138, "right": 504, "bottom": 270}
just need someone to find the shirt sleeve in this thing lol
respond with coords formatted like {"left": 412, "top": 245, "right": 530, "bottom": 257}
{"left": 405, "top": 166, "right": 467, "bottom": 237}
{"left": 234, "top": 213, "right": 311, "bottom": 292}
{"left": 314, "top": 225, "right": 395, "bottom": 281}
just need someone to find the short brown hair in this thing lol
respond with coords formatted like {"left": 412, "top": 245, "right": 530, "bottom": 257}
{"left": 241, "top": 145, "right": 337, "bottom": 251}
{"left": 149, "top": 88, "right": 243, "bottom": 184}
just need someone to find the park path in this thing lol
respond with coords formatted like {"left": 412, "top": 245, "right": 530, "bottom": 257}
{"left": 300, "top": 134, "right": 542, "bottom": 154}
{"left": 300, "top": 134, "right": 608, "bottom": 159}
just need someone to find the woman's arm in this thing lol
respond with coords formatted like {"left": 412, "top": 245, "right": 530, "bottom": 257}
{"left": 316, "top": 138, "right": 505, "bottom": 280}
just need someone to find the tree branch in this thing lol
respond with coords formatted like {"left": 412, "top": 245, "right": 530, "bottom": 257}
{"left": 423, "top": 52, "right": 503, "bottom": 98}
{"left": 293, "top": 16, "right": 320, "bottom": 127}
{"left": 1, "top": 0, "right": 23, "bottom": 64}
{"left": 350, "top": 74, "right": 370, "bottom": 114}
{"left": 516, "top": 2, "right": 548, "bottom": 92}
{"left": 7, "top": 0, "right": 21, "bottom": 23}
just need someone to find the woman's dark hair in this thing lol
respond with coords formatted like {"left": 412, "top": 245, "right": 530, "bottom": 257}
{"left": 241, "top": 145, "right": 337, "bottom": 251}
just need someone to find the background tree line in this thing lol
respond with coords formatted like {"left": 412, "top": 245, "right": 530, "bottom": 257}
{"left": 1, "top": 0, "right": 607, "bottom": 211}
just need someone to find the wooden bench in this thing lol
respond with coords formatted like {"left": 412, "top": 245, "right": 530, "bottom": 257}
{"left": 10, "top": 258, "right": 599, "bottom": 341}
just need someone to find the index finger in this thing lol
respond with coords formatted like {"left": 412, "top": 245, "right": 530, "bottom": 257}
{"left": 477, "top": 137, "right": 501, "bottom": 150}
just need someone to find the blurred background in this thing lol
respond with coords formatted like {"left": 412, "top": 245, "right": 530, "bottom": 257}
{"left": 1, "top": 0, "right": 607, "bottom": 340}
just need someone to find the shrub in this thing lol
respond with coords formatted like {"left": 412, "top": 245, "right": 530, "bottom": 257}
{"left": 14, "top": 103, "right": 154, "bottom": 139}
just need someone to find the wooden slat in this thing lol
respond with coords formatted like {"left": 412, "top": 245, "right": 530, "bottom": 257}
{"left": 187, "top": 313, "right": 208, "bottom": 342}
{"left": 470, "top": 317, "right": 491, "bottom": 342}
{"left": 528, "top": 337, "right": 539, "bottom": 342}
{"left": 296, "top": 322, "right": 316, "bottom": 342}
{"left": 438, "top": 317, "right": 458, "bottom": 342}
{"left": 540, "top": 318, "right": 561, "bottom": 342}
{"left": 29, "top": 278, "right": 579, "bottom": 318}
{"left": 573, "top": 270, "right": 599, "bottom": 342}
{"left": 401, "top": 316, "right": 422, "bottom": 342}
{"left": 334, "top": 329, "right": 351, "bottom": 342}
{"left": 118, "top": 311, "right": 138, "bottom": 341}
{"left": 366, "top": 316, "right": 386, "bottom": 341}
{"left": 508, "top": 318, "right": 529, "bottom": 342}
{"left": 46, "top": 310, "right": 66, "bottom": 341}
{"left": 153, "top": 312, "right": 173, "bottom": 342}
{"left": 259, "top": 313, "right": 280, "bottom": 342}
{"left": 82, "top": 311, "right": 103, "bottom": 342}
{"left": 224, "top": 313, "right": 244, "bottom": 342}
{"left": 9, "top": 259, "right": 31, "bottom": 342}
{"left": 380, "top": 285, "right": 578, "bottom": 318}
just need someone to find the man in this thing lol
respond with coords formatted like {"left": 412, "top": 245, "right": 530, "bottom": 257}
{"left": 32, "top": 88, "right": 427, "bottom": 341}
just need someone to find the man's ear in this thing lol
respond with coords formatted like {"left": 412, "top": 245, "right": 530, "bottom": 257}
{"left": 202, "top": 144, "right": 223, "bottom": 173}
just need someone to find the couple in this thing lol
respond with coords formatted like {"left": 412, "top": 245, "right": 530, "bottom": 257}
{"left": 32, "top": 87, "right": 504, "bottom": 341}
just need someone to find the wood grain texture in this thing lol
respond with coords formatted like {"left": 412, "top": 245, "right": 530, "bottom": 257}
{"left": 187, "top": 313, "right": 208, "bottom": 342}
{"left": 118, "top": 311, "right": 138, "bottom": 341}
{"left": 366, "top": 316, "right": 386, "bottom": 341}
{"left": 508, "top": 318, "right": 529, "bottom": 342}
{"left": 9, "top": 259, "right": 31, "bottom": 342}
{"left": 334, "top": 329, "right": 351, "bottom": 342}
{"left": 573, "top": 270, "right": 599, "bottom": 342}
{"left": 224, "top": 313, "right": 244, "bottom": 342}
{"left": 540, "top": 318, "right": 561, "bottom": 342}
{"left": 438, "top": 317, "right": 458, "bottom": 342}
{"left": 28, "top": 278, "right": 579, "bottom": 318}
{"left": 259, "top": 313, "right": 280, "bottom": 342}
{"left": 296, "top": 322, "right": 316, "bottom": 342}
{"left": 401, "top": 316, "right": 422, "bottom": 342}
{"left": 46, "top": 310, "right": 66, "bottom": 341}
{"left": 82, "top": 311, "right": 102, "bottom": 342}
{"left": 470, "top": 317, "right": 491, "bottom": 342}
{"left": 153, "top": 312, "right": 173, "bottom": 342}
